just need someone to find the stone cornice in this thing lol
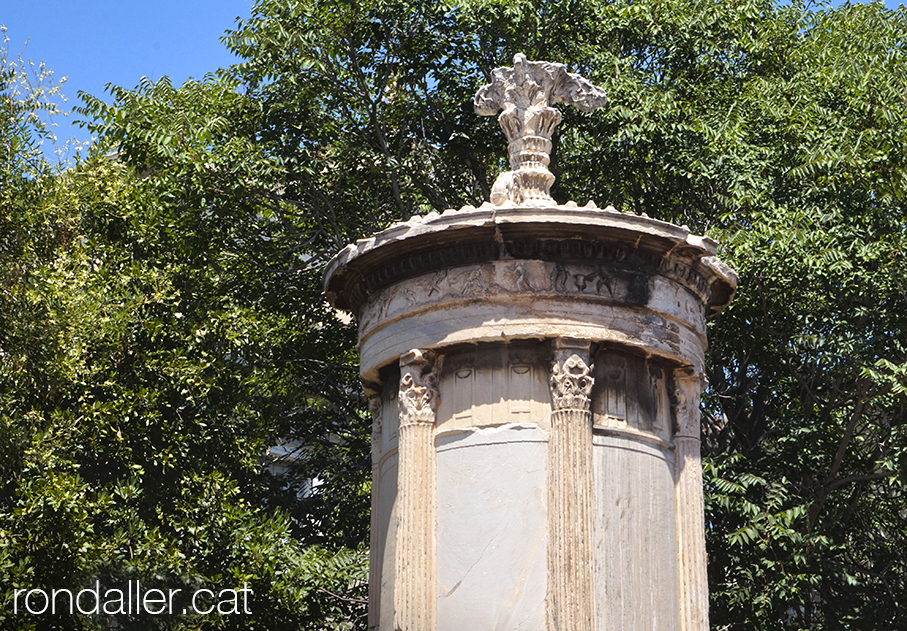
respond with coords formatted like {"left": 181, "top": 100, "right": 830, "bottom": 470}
{"left": 324, "top": 203, "right": 737, "bottom": 318}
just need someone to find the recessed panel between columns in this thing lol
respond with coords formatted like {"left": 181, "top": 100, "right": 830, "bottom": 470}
{"left": 367, "top": 341, "right": 707, "bottom": 630}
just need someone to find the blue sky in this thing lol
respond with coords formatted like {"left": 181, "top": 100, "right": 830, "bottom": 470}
{"left": 3, "top": 0, "right": 251, "bottom": 158}
{"left": 2, "top": 0, "right": 905, "bottom": 160}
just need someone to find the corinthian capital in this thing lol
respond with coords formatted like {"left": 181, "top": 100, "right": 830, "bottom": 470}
{"left": 399, "top": 349, "right": 441, "bottom": 426}
{"left": 549, "top": 338, "right": 594, "bottom": 411}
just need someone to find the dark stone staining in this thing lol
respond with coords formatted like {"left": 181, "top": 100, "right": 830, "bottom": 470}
{"left": 625, "top": 272, "right": 651, "bottom": 306}
{"left": 591, "top": 348, "right": 669, "bottom": 439}
{"left": 337, "top": 229, "right": 708, "bottom": 314}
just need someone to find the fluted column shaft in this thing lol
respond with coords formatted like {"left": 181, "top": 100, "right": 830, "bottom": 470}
{"left": 368, "top": 396, "right": 382, "bottom": 630}
{"left": 674, "top": 369, "right": 709, "bottom": 631}
{"left": 394, "top": 349, "right": 440, "bottom": 631}
{"left": 547, "top": 338, "right": 595, "bottom": 631}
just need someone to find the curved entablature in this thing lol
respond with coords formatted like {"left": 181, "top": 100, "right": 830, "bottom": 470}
{"left": 324, "top": 203, "right": 737, "bottom": 388}
{"left": 325, "top": 203, "right": 736, "bottom": 317}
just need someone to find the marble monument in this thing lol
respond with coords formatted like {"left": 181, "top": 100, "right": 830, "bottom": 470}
{"left": 324, "top": 53, "right": 737, "bottom": 631}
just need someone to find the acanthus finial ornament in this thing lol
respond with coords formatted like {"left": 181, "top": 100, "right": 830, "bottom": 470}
{"left": 475, "top": 53, "right": 608, "bottom": 206}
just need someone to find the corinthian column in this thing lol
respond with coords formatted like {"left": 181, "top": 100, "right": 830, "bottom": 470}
{"left": 394, "top": 349, "right": 441, "bottom": 631}
{"left": 673, "top": 368, "right": 709, "bottom": 631}
{"left": 547, "top": 338, "right": 595, "bottom": 631}
{"left": 367, "top": 395, "right": 382, "bottom": 630}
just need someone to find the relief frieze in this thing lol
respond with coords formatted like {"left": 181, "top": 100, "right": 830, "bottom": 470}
{"left": 347, "top": 236, "right": 711, "bottom": 315}
{"left": 359, "top": 259, "right": 706, "bottom": 335}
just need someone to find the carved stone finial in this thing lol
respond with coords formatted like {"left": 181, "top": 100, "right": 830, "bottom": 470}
{"left": 475, "top": 53, "right": 608, "bottom": 206}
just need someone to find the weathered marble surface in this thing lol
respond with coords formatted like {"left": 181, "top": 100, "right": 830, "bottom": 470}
{"left": 435, "top": 343, "right": 551, "bottom": 432}
{"left": 357, "top": 258, "right": 709, "bottom": 388}
{"left": 393, "top": 350, "right": 441, "bottom": 630}
{"left": 548, "top": 339, "right": 596, "bottom": 631}
{"left": 593, "top": 432, "right": 680, "bottom": 630}
{"left": 435, "top": 424, "right": 548, "bottom": 631}
{"left": 325, "top": 203, "right": 728, "bottom": 295}
{"left": 367, "top": 341, "right": 702, "bottom": 630}
{"left": 324, "top": 197, "right": 736, "bottom": 629}
{"left": 375, "top": 451, "right": 397, "bottom": 631}
{"left": 592, "top": 349, "right": 673, "bottom": 444}
{"left": 324, "top": 203, "right": 735, "bottom": 390}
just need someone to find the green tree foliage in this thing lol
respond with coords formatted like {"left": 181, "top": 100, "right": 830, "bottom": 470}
{"left": 2, "top": 34, "right": 368, "bottom": 631}
{"left": 4, "top": 0, "right": 907, "bottom": 629}
{"left": 217, "top": 0, "right": 907, "bottom": 627}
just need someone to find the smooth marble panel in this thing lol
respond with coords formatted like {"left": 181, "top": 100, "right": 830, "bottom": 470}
{"left": 592, "top": 433, "right": 680, "bottom": 630}
{"left": 435, "top": 425, "right": 549, "bottom": 631}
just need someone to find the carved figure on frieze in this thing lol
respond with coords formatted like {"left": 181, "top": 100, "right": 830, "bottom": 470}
{"left": 511, "top": 262, "right": 536, "bottom": 292}
{"left": 398, "top": 349, "right": 441, "bottom": 426}
{"left": 460, "top": 268, "right": 486, "bottom": 296}
{"left": 573, "top": 266, "right": 614, "bottom": 297}
{"left": 359, "top": 290, "right": 392, "bottom": 332}
{"left": 449, "top": 264, "right": 503, "bottom": 298}
{"left": 574, "top": 271, "right": 593, "bottom": 293}
{"left": 427, "top": 269, "right": 448, "bottom": 297}
{"left": 595, "top": 266, "right": 614, "bottom": 296}
{"left": 475, "top": 53, "right": 608, "bottom": 205}
{"left": 553, "top": 262, "right": 569, "bottom": 293}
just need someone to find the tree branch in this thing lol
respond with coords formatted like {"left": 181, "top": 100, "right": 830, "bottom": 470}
{"left": 808, "top": 378, "right": 871, "bottom": 528}
{"left": 822, "top": 472, "right": 890, "bottom": 495}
